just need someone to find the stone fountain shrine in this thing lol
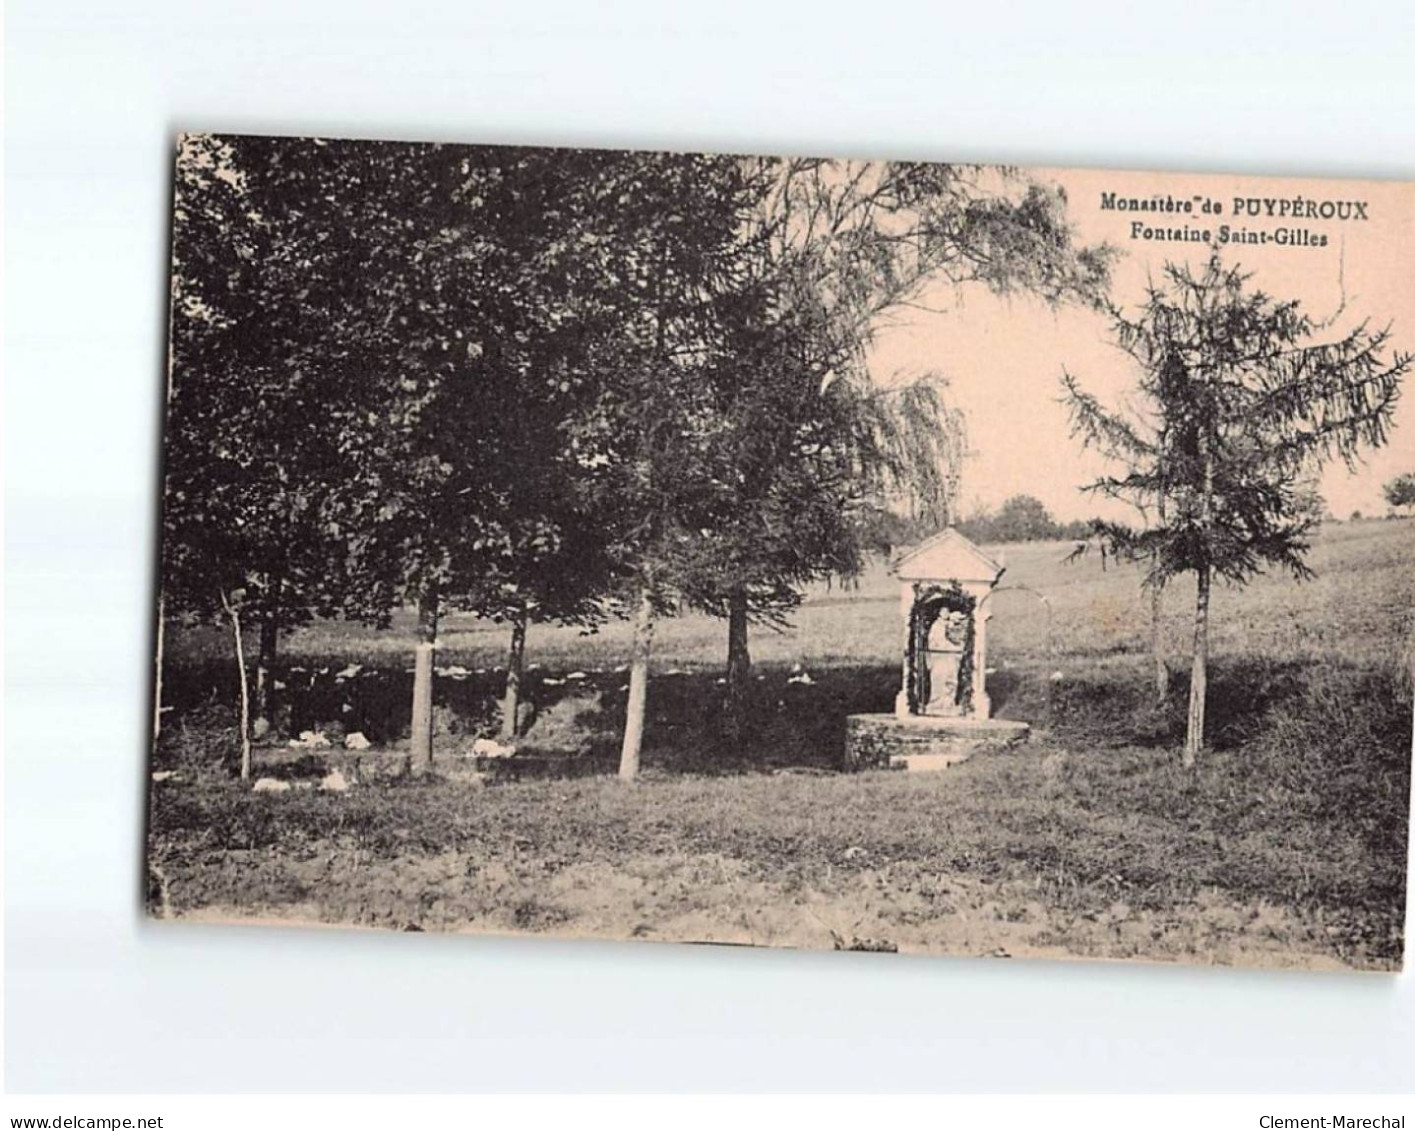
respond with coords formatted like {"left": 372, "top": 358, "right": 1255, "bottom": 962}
{"left": 845, "top": 527, "right": 1030, "bottom": 771}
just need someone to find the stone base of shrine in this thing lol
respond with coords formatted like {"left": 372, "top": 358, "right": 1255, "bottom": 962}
{"left": 844, "top": 713, "right": 1030, "bottom": 772}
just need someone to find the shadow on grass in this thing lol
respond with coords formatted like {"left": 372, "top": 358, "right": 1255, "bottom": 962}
{"left": 984, "top": 667, "right": 1025, "bottom": 716}
{"left": 151, "top": 644, "right": 1412, "bottom": 968}
{"left": 156, "top": 649, "right": 1412, "bottom": 800}
{"left": 1044, "top": 653, "right": 1411, "bottom": 758}
{"left": 158, "top": 657, "right": 907, "bottom": 775}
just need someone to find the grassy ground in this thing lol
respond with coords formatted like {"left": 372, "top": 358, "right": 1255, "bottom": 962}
{"left": 166, "top": 516, "right": 1415, "bottom": 675}
{"left": 148, "top": 519, "right": 1415, "bottom": 970}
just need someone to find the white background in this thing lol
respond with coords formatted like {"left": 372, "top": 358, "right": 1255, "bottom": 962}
{"left": 5, "top": 0, "right": 1415, "bottom": 1094}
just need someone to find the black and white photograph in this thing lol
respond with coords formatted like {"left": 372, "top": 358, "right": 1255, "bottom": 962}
{"left": 12, "top": 0, "right": 1415, "bottom": 1111}
{"left": 145, "top": 136, "right": 1413, "bottom": 972}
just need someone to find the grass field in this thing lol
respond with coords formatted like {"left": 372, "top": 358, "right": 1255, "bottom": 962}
{"left": 149, "top": 519, "right": 1415, "bottom": 970}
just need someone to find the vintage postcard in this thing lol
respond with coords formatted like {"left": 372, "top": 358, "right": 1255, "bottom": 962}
{"left": 148, "top": 134, "right": 1414, "bottom": 971}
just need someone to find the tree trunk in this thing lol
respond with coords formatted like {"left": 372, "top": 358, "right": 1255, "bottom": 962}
{"left": 723, "top": 585, "right": 751, "bottom": 747}
{"left": 1184, "top": 438, "right": 1214, "bottom": 768}
{"left": 1151, "top": 489, "right": 1169, "bottom": 705}
{"left": 410, "top": 587, "right": 439, "bottom": 775}
{"left": 152, "top": 594, "right": 165, "bottom": 744}
{"left": 254, "top": 614, "right": 279, "bottom": 737}
{"left": 1150, "top": 579, "right": 1169, "bottom": 705}
{"left": 619, "top": 584, "right": 655, "bottom": 781}
{"left": 501, "top": 607, "right": 528, "bottom": 740}
{"left": 1183, "top": 564, "right": 1210, "bottom": 767}
{"left": 220, "top": 590, "right": 252, "bottom": 782}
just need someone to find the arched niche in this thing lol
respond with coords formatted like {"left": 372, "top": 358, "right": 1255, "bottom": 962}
{"left": 891, "top": 528, "right": 1005, "bottom": 720}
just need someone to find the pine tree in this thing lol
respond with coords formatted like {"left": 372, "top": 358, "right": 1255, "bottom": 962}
{"left": 1064, "top": 255, "right": 1409, "bottom": 764}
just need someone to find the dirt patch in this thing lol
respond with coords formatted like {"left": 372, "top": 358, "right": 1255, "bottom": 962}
{"left": 165, "top": 844, "right": 1362, "bottom": 971}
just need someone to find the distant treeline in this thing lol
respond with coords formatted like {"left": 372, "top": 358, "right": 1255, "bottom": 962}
{"left": 863, "top": 494, "right": 1095, "bottom": 551}
{"left": 956, "top": 495, "right": 1095, "bottom": 544}
{"left": 862, "top": 490, "right": 1407, "bottom": 555}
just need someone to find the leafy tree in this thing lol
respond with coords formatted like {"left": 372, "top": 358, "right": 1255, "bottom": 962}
{"left": 1064, "top": 256, "right": 1409, "bottom": 764}
{"left": 961, "top": 502, "right": 1096, "bottom": 545}
{"left": 991, "top": 495, "right": 1056, "bottom": 541}
{"left": 167, "top": 139, "right": 761, "bottom": 772}
{"left": 1383, "top": 472, "right": 1415, "bottom": 515}
{"left": 167, "top": 135, "right": 542, "bottom": 767}
{"left": 163, "top": 134, "right": 403, "bottom": 765}
{"left": 576, "top": 154, "right": 763, "bottom": 779}
{"left": 212, "top": 140, "right": 642, "bottom": 766}
{"left": 365, "top": 146, "right": 641, "bottom": 749}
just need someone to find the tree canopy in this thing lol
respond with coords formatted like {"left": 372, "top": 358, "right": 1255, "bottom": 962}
{"left": 163, "top": 136, "right": 1112, "bottom": 770}
{"left": 1383, "top": 472, "right": 1415, "bottom": 514}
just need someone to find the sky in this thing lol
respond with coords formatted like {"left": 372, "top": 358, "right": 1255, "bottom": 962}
{"left": 871, "top": 165, "right": 1415, "bottom": 524}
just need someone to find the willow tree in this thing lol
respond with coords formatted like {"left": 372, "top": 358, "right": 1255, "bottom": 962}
{"left": 1064, "top": 256, "right": 1409, "bottom": 765}
{"left": 678, "top": 159, "right": 1111, "bottom": 741}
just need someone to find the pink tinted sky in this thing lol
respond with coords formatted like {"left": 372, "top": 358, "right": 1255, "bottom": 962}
{"left": 870, "top": 165, "right": 1415, "bottom": 523}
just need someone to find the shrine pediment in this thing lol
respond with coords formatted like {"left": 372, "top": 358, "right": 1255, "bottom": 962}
{"left": 892, "top": 527, "right": 1004, "bottom": 585}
